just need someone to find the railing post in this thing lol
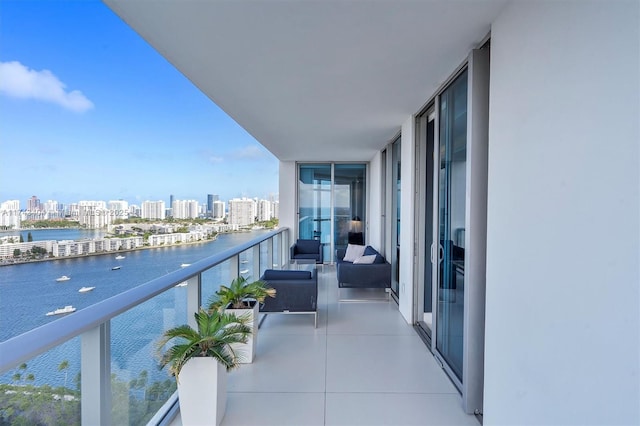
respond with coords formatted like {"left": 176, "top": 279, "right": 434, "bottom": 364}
{"left": 282, "top": 231, "right": 290, "bottom": 266}
{"left": 230, "top": 255, "right": 239, "bottom": 281}
{"left": 186, "top": 274, "right": 202, "bottom": 329}
{"left": 81, "top": 322, "right": 111, "bottom": 426}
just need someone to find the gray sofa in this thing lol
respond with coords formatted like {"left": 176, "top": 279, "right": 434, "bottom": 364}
{"left": 259, "top": 269, "right": 318, "bottom": 327}
{"left": 335, "top": 246, "right": 391, "bottom": 289}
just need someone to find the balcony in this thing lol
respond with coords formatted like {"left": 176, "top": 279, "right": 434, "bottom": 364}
{"left": 170, "top": 266, "right": 477, "bottom": 426}
{"left": 0, "top": 229, "right": 477, "bottom": 425}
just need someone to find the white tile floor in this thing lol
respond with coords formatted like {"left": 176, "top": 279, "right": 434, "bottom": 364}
{"left": 171, "top": 265, "right": 479, "bottom": 426}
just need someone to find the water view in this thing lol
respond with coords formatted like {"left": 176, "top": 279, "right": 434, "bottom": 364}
{"left": 0, "top": 229, "right": 271, "bottom": 423}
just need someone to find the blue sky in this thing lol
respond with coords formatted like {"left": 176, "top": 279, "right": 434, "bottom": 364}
{"left": 0, "top": 1, "right": 279, "bottom": 207}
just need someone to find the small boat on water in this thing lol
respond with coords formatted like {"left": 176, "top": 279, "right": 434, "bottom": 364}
{"left": 55, "top": 276, "right": 71, "bottom": 282}
{"left": 240, "top": 269, "right": 249, "bottom": 274}
{"left": 115, "top": 255, "right": 126, "bottom": 260}
{"left": 111, "top": 266, "right": 121, "bottom": 270}
{"left": 46, "top": 305, "right": 76, "bottom": 316}
{"left": 180, "top": 263, "right": 191, "bottom": 268}
{"left": 79, "top": 286, "right": 95, "bottom": 293}
{"left": 175, "top": 282, "right": 188, "bottom": 287}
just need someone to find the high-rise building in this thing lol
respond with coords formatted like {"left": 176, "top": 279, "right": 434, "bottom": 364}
{"left": 212, "top": 200, "right": 225, "bottom": 219}
{"left": 141, "top": 200, "right": 166, "bottom": 220}
{"left": 78, "top": 201, "right": 111, "bottom": 228}
{"left": 42, "top": 200, "right": 63, "bottom": 219}
{"left": 0, "top": 200, "right": 21, "bottom": 229}
{"left": 172, "top": 200, "right": 199, "bottom": 219}
{"left": 228, "top": 198, "right": 255, "bottom": 226}
{"left": 108, "top": 200, "right": 129, "bottom": 220}
{"left": 257, "top": 199, "right": 273, "bottom": 221}
{"left": 207, "top": 194, "right": 214, "bottom": 216}
{"left": 27, "top": 196, "right": 41, "bottom": 212}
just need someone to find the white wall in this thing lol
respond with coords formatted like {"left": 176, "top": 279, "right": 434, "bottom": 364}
{"left": 398, "top": 115, "right": 416, "bottom": 323}
{"left": 278, "top": 161, "right": 297, "bottom": 245}
{"left": 484, "top": 1, "right": 639, "bottom": 424}
{"left": 367, "top": 151, "right": 383, "bottom": 250}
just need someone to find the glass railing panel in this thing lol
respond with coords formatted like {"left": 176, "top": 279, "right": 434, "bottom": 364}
{"left": 0, "top": 337, "right": 81, "bottom": 425}
{"left": 259, "top": 240, "right": 269, "bottom": 277}
{"left": 239, "top": 248, "right": 253, "bottom": 281}
{"left": 200, "top": 260, "right": 231, "bottom": 307}
{"left": 110, "top": 289, "right": 184, "bottom": 425}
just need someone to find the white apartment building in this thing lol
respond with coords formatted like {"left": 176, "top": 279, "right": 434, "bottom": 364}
{"left": 256, "top": 199, "right": 273, "bottom": 221}
{"left": 211, "top": 223, "right": 239, "bottom": 233}
{"left": 52, "top": 237, "right": 144, "bottom": 257}
{"left": 0, "top": 200, "right": 21, "bottom": 229}
{"left": 42, "top": 200, "right": 63, "bottom": 219}
{"left": 0, "top": 240, "right": 53, "bottom": 259}
{"left": 67, "top": 203, "right": 79, "bottom": 219}
{"left": 172, "top": 200, "right": 199, "bottom": 219}
{"left": 272, "top": 200, "right": 279, "bottom": 220}
{"left": 212, "top": 200, "right": 225, "bottom": 219}
{"left": 228, "top": 198, "right": 255, "bottom": 226}
{"left": 77, "top": 201, "right": 111, "bottom": 229}
{"left": 147, "top": 230, "right": 213, "bottom": 246}
{"left": 141, "top": 201, "right": 166, "bottom": 220}
{"left": 108, "top": 200, "right": 129, "bottom": 220}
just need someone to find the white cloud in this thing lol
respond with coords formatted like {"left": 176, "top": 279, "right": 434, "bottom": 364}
{"left": 232, "top": 145, "right": 268, "bottom": 160}
{"left": 0, "top": 61, "right": 94, "bottom": 112}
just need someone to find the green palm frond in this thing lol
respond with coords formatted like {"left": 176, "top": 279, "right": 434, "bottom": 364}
{"left": 207, "top": 276, "right": 276, "bottom": 310}
{"left": 157, "top": 308, "right": 252, "bottom": 377}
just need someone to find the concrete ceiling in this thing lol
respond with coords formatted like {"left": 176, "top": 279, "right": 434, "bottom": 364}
{"left": 103, "top": 0, "right": 508, "bottom": 162}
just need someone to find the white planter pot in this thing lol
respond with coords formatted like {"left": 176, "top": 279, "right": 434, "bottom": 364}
{"left": 226, "top": 301, "right": 258, "bottom": 363}
{"left": 177, "top": 357, "right": 227, "bottom": 426}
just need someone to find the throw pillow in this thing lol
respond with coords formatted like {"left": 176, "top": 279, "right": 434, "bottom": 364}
{"left": 343, "top": 244, "right": 366, "bottom": 262}
{"left": 353, "top": 254, "right": 377, "bottom": 264}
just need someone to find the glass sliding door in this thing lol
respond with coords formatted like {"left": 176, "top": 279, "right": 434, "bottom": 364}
{"left": 436, "top": 69, "right": 468, "bottom": 381}
{"left": 333, "top": 164, "right": 366, "bottom": 252}
{"left": 416, "top": 109, "right": 436, "bottom": 340}
{"left": 298, "top": 164, "right": 332, "bottom": 261}
{"left": 391, "top": 138, "right": 401, "bottom": 297}
{"left": 298, "top": 163, "right": 367, "bottom": 263}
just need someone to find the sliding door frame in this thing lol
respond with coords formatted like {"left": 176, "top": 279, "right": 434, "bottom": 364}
{"left": 412, "top": 44, "right": 490, "bottom": 416}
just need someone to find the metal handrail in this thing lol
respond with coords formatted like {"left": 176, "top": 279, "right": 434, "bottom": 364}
{"left": 0, "top": 227, "right": 288, "bottom": 373}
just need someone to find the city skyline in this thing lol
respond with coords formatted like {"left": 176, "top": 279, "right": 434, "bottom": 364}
{"left": 0, "top": 1, "right": 278, "bottom": 204}
{"left": 1, "top": 192, "right": 278, "bottom": 210}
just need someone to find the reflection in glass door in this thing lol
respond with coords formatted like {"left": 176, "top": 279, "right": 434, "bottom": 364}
{"left": 334, "top": 164, "right": 367, "bottom": 252}
{"left": 298, "top": 163, "right": 367, "bottom": 263}
{"left": 436, "top": 69, "right": 468, "bottom": 381}
{"left": 418, "top": 110, "right": 436, "bottom": 339}
{"left": 298, "top": 164, "right": 332, "bottom": 261}
{"left": 391, "top": 138, "right": 401, "bottom": 297}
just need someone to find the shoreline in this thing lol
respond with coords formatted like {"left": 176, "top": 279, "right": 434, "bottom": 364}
{"left": 0, "top": 235, "right": 220, "bottom": 267}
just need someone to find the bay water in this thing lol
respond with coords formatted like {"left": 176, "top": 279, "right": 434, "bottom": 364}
{"left": 0, "top": 229, "right": 271, "bottom": 390}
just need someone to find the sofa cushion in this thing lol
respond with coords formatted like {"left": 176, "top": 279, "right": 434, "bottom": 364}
{"left": 262, "top": 270, "right": 312, "bottom": 280}
{"left": 296, "top": 239, "right": 320, "bottom": 254}
{"left": 343, "top": 244, "right": 366, "bottom": 262}
{"left": 353, "top": 254, "right": 377, "bottom": 264}
{"left": 364, "top": 246, "right": 386, "bottom": 264}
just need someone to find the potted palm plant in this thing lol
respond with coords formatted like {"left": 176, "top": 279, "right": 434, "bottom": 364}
{"left": 157, "top": 308, "right": 251, "bottom": 426}
{"left": 208, "top": 275, "right": 276, "bottom": 363}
